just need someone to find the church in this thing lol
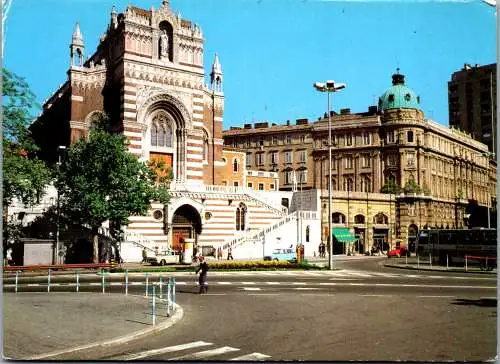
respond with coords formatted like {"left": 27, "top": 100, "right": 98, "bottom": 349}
{"left": 29, "top": 0, "right": 318, "bottom": 262}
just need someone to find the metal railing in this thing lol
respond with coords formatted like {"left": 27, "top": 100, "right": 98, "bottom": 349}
{"left": 9, "top": 270, "right": 178, "bottom": 326}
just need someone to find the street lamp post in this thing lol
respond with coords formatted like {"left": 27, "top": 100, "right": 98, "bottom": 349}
{"left": 56, "top": 145, "right": 67, "bottom": 265}
{"left": 313, "top": 80, "right": 346, "bottom": 270}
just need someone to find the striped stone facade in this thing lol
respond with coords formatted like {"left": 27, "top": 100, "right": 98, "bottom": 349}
{"left": 31, "top": 1, "right": 288, "bottom": 258}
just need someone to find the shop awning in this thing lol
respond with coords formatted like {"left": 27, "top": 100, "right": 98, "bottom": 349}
{"left": 332, "top": 228, "right": 357, "bottom": 243}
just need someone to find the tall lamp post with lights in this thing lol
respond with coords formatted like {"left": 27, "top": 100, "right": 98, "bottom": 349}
{"left": 56, "top": 145, "right": 67, "bottom": 265}
{"left": 313, "top": 80, "right": 346, "bottom": 270}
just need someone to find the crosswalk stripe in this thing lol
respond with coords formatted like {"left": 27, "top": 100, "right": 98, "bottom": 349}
{"left": 119, "top": 341, "right": 213, "bottom": 360}
{"left": 170, "top": 346, "right": 240, "bottom": 360}
{"left": 230, "top": 352, "right": 271, "bottom": 360}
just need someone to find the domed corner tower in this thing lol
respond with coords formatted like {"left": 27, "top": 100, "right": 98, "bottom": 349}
{"left": 378, "top": 70, "right": 428, "bottom": 252}
{"left": 378, "top": 70, "right": 424, "bottom": 124}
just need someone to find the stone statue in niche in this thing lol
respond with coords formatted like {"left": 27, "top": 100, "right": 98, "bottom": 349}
{"left": 160, "top": 30, "right": 169, "bottom": 60}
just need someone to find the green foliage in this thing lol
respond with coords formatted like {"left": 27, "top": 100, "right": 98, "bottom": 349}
{"left": 2, "top": 68, "right": 52, "bottom": 207}
{"left": 457, "top": 189, "right": 464, "bottom": 199}
{"left": 422, "top": 184, "right": 431, "bottom": 196}
{"left": 56, "top": 128, "right": 170, "bottom": 231}
{"left": 380, "top": 180, "right": 401, "bottom": 194}
{"left": 404, "top": 179, "right": 421, "bottom": 194}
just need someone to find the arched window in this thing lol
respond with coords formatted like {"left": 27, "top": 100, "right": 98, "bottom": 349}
{"left": 373, "top": 213, "right": 388, "bottom": 224}
{"left": 151, "top": 112, "right": 172, "bottom": 148}
{"left": 233, "top": 158, "right": 239, "bottom": 173}
{"left": 354, "top": 214, "right": 365, "bottom": 224}
{"left": 306, "top": 225, "right": 310, "bottom": 242}
{"left": 332, "top": 212, "right": 346, "bottom": 224}
{"left": 235, "top": 203, "right": 247, "bottom": 231}
{"left": 203, "top": 131, "right": 209, "bottom": 163}
{"left": 151, "top": 124, "right": 158, "bottom": 146}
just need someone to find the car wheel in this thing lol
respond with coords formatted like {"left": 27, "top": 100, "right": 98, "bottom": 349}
{"left": 160, "top": 259, "right": 166, "bottom": 266}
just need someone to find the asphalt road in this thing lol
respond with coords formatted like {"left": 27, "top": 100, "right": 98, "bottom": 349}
{"left": 4, "top": 258, "right": 497, "bottom": 361}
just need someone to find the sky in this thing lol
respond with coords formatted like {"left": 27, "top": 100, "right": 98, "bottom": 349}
{"left": 3, "top": 0, "right": 497, "bottom": 129}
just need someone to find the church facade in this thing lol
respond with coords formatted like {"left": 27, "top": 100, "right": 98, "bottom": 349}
{"left": 30, "top": 0, "right": 297, "bottom": 260}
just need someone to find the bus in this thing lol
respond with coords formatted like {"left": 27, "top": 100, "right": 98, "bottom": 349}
{"left": 415, "top": 228, "right": 497, "bottom": 266}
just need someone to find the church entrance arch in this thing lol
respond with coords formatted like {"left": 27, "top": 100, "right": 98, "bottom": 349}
{"left": 171, "top": 204, "right": 202, "bottom": 253}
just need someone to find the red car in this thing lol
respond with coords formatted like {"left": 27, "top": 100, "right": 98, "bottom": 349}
{"left": 387, "top": 247, "right": 410, "bottom": 258}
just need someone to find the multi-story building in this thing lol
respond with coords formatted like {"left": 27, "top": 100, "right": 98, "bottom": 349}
{"left": 448, "top": 63, "right": 497, "bottom": 153}
{"left": 224, "top": 72, "right": 497, "bottom": 253}
{"left": 28, "top": 0, "right": 310, "bottom": 261}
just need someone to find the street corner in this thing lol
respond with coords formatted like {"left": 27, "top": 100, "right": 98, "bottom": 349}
{"left": 11, "top": 294, "right": 184, "bottom": 361}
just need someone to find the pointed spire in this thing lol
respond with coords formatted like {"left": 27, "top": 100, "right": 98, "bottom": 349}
{"left": 212, "top": 53, "right": 222, "bottom": 73}
{"left": 72, "top": 22, "right": 84, "bottom": 46}
{"left": 110, "top": 5, "right": 118, "bottom": 28}
{"left": 210, "top": 53, "right": 223, "bottom": 92}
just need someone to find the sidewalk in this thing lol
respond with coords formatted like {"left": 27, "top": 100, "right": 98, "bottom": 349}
{"left": 3, "top": 292, "right": 182, "bottom": 360}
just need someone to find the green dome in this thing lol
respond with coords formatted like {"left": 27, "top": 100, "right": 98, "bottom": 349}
{"left": 378, "top": 73, "right": 421, "bottom": 111}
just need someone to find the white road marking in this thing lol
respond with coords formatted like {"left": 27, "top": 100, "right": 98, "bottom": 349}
{"left": 27, "top": 284, "right": 40, "bottom": 287}
{"left": 265, "top": 281, "right": 280, "bottom": 285}
{"left": 203, "top": 293, "right": 227, "bottom": 296}
{"left": 360, "top": 294, "right": 393, "bottom": 297}
{"left": 295, "top": 287, "right": 320, "bottom": 290}
{"left": 130, "top": 282, "right": 142, "bottom": 286}
{"left": 291, "top": 282, "right": 307, "bottom": 285}
{"left": 217, "top": 282, "right": 232, "bottom": 285}
{"left": 230, "top": 352, "right": 271, "bottom": 360}
{"left": 417, "top": 295, "right": 455, "bottom": 298}
{"left": 241, "top": 287, "right": 261, "bottom": 291}
{"left": 241, "top": 281, "right": 257, "bottom": 285}
{"left": 170, "top": 346, "right": 240, "bottom": 360}
{"left": 175, "top": 281, "right": 187, "bottom": 285}
{"left": 247, "top": 293, "right": 280, "bottom": 296}
{"left": 120, "top": 341, "right": 213, "bottom": 360}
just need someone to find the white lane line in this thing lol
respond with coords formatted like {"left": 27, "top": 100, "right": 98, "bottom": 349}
{"left": 360, "top": 294, "right": 393, "bottom": 297}
{"left": 295, "top": 287, "right": 320, "bottom": 290}
{"left": 217, "top": 282, "right": 232, "bottom": 285}
{"left": 241, "top": 287, "right": 261, "bottom": 291}
{"left": 130, "top": 282, "right": 142, "bottom": 286}
{"left": 175, "top": 281, "right": 187, "bottom": 285}
{"left": 328, "top": 278, "right": 359, "bottom": 281}
{"left": 230, "top": 352, "right": 271, "bottom": 361}
{"left": 247, "top": 293, "right": 280, "bottom": 296}
{"left": 27, "top": 284, "right": 40, "bottom": 287}
{"left": 291, "top": 282, "right": 307, "bottom": 285}
{"left": 120, "top": 341, "right": 213, "bottom": 361}
{"left": 241, "top": 281, "right": 257, "bottom": 285}
{"left": 110, "top": 282, "right": 122, "bottom": 286}
{"left": 265, "top": 282, "right": 280, "bottom": 285}
{"left": 88, "top": 283, "right": 100, "bottom": 286}
{"left": 318, "top": 282, "right": 336, "bottom": 286}
{"left": 170, "top": 346, "right": 240, "bottom": 360}
{"left": 203, "top": 293, "right": 227, "bottom": 296}
{"left": 417, "top": 295, "right": 455, "bottom": 298}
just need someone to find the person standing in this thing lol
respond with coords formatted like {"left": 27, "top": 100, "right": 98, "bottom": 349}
{"left": 227, "top": 247, "right": 233, "bottom": 260}
{"left": 196, "top": 256, "right": 209, "bottom": 294}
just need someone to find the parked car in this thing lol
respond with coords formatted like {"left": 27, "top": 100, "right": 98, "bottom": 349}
{"left": 264, "top": 248, "right": 297, "bottom": 262}
{"left": 146, "top": 250, "right": 180, "bottom": 266}
{"left": 387, "top": 247, "right": 410, "bottom": 258}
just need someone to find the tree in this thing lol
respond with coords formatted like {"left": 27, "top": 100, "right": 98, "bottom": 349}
{"left": 380, "top": 180, "right": 401, "bottom": 194}
{"left": 2, "top": 68, "right": 52, "bottom": 245}
{"left": 56, "top": 124, "right": 170, "bottom": 263}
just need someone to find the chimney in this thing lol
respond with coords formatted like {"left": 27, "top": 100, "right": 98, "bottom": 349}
{"left": 244, "top": 123, "right": 252, "bottom": 129}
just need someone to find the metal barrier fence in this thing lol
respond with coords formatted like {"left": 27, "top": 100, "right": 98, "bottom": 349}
{"left": 395, "top": 254, "right": 496, "bottom": 271}
{"left": 10, "top": 270, "right": 178, "bottom": 326}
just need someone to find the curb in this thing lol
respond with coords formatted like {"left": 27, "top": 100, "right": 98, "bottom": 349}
{"left": 24, "top": 297, "right": 184, "bottom": 360}
{"left": 384, "top": 263, "right": 496, "bottom": 274}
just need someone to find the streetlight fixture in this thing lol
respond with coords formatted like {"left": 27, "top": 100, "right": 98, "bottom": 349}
{"left": 56, "top": 145, "right": 67, "bottom": 265}
{"left": 313, "top": 80, "right": 346, "bottom": 270}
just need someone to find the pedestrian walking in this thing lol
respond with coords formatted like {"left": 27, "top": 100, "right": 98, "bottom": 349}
{"left": 141, "top": 247, "right": 147, "bottom": 264}
{"left": 227, "top": 247, "right": 233, "bottom": 260}
{"left": 196, "top": 256, "right": 209, "bottom": 294}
